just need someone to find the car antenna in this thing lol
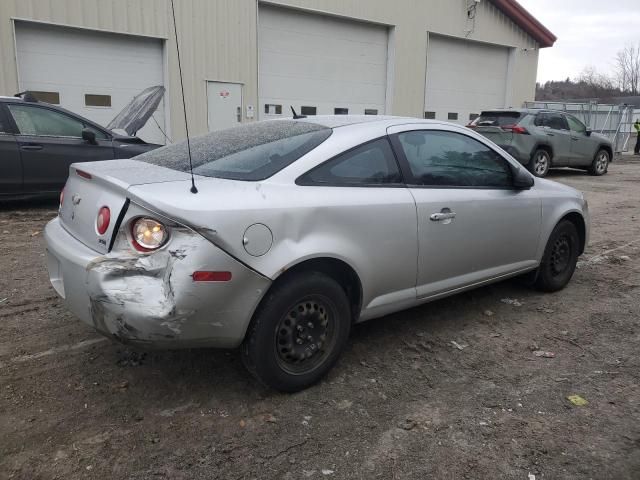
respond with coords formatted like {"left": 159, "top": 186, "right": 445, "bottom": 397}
{"left": 291, "top": 106, "right": 307, "bottom": 120}
{"left": 170, "top": 0, "right": 198, "bottom": 194}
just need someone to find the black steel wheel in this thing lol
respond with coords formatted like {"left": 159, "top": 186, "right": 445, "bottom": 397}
{"left": 242, "top": 271, "right": 351, "bottom": 392}
{"left": 534, "top": 220, "right": 579, "bottom": 292}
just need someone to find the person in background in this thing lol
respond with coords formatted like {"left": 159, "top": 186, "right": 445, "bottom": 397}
{"left": 635, "top": 119, "right": 640, "bottom": 155}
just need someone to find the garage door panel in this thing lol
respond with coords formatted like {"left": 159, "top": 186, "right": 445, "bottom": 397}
{"left": 259, "top": 6, "right": 388, "bottom": 118}
{"left": 426, "top": 34, "right": 510, "bottom": 124}
{"left": 16, "top": 22, "right": 165, "bottom": 144}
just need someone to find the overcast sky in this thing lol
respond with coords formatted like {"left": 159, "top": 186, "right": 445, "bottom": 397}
{"left": 517, "top": 0, "right": 639, "bottom": 83}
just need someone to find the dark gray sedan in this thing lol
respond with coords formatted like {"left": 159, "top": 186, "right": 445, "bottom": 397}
{"left": 0, "top": 94, "right": 160, "bottom": 199}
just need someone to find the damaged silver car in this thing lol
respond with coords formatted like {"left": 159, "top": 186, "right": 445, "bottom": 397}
{"left": 45, "top": 116, "right": 589, "bottom": 392}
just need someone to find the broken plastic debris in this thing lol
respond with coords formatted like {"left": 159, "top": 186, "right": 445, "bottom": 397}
{"left": 533, "top": 351, "right": 556, "bottom": 358}
{"left": 567, "top": 395, "right": 588, "bottom": 406}
{"left": 528, "top": 473, "right": 536, "bottom": 480}
{"left": 501, "top": 298, "right": 523, "bottom": 307}
{"left": 451, "top": 341, "right": 468, "bottom": 350}
{"left": 322, "top": 469, "right": 335, "bottom": 475}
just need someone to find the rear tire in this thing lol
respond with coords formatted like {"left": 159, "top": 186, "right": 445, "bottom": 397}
{"left": 241, "top": 271, "right": 351, "bottom": 392}
{"left": 534, "top": 220, "right": 579, "bottom": 292}
{"left": 589, "top": 149, "right": 609, "bottom": 176}
{"left": 528, "top": 149, "right": 551, "bottom": 178}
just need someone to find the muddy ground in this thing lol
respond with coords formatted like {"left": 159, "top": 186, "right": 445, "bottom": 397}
{"left": 1, "top": 160, "right": 639, "bottom": 480}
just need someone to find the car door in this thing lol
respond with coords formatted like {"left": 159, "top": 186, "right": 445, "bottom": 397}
{"left": 296, "top": 137, "right": 419, "bottom": 316}
{"left": 5, "top": 103, "right": 115, "bottom": 194}
{"left": 0, "top": 105, "right": 22, "bottom": 195}
{"left": 566, "top": 114, "right": 598, "bottom": 166}
{"left": 537, "top": 112, "right": 572, "bottom": 166}
{"left": 388, "top": 124, "right": 541, "bottom": 300}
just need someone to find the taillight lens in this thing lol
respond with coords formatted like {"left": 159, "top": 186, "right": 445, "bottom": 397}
{"left": 59, "top": 189, "right": 65, "bottom": 207}
{"left": 96, "top": 206, "right": 111, "bottom": 235}
{"left": 131, "top": 218, "right": 168, "bottom": 251}
{"left": 502, "top": 124, "right": 528, "bottom": 134}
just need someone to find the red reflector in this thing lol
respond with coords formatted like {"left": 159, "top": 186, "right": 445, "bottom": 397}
{"left": 76, "top": 169, "right": 92, "bottom": 179}
{"left": 502, "top": 124, "right": 528, "bottom": 134}
{"left": 59, "top": 189, "right": 64, "bottom": 206}
{"left": 192, "top": 271, "right": 232, "bottom": 282}
{"left": 96, "top": 206, "right": 111, "bottom": 235}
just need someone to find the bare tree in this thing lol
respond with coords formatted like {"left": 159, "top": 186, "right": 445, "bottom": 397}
{"left": 615, "top": 44, "right": 640, "bottom": 95}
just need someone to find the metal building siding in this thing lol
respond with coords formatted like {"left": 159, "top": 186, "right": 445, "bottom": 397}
{"left": 0, "top": 0, "right": 541, "bottom": 138}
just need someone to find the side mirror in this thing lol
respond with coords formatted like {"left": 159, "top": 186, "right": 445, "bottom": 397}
{"left": 585, "top": 129, "right": 592, "bottom": 137}
{"left": 513, "top": 166, "right": 534, "bottom": 190}
{"left": 82, "top": 128, "right": 97, "bottom": 145}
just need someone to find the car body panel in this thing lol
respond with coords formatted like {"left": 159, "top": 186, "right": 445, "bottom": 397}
{"left": 45, "top": 116, "right": 590, "bottom": 348}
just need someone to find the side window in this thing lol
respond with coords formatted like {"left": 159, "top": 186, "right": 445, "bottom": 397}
{"left": 0, "top": 110, "right": 8, "bottom": 133}
{"left": 8, "top": 105, "right": 85, "bottom": 137}
{"left": 547, "top": 113, "right": 569, "bottom": 131}
{"left": 567, "top": 116, "right": 587, "bottom": 134}
{"left": 396, "top": 130, "right": 512, "bottom": 188}
{"left": 299, "top": 138, "right": 402, "bottom": 186}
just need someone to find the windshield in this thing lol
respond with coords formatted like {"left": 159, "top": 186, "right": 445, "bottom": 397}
{"left": 136, "top": 120, "right": 332, "bottom": 181}
{"left": 472, "top": 111, "right": 525, "bottom": 127}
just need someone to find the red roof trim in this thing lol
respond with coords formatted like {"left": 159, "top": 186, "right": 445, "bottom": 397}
{"left": 489, "top": 0, "right": 557, "bottom": 48}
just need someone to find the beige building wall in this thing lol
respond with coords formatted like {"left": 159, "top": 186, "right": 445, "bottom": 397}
{"left": 0, "top": 0, "right": 540, "bottom": 140}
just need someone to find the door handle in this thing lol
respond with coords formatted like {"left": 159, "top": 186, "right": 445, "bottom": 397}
{"left": 546, "top": 133, "right": 555, "bottom": 137}
{"left": 430, "top": 212, "right": 457, "bottom": 222}
{"left": 20, "top": 144, "right": 43, "bottom": 151}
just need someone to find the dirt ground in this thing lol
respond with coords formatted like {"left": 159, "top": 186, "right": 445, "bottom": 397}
{"left": 1, "top": 159, "right": 639, "bottom": 480}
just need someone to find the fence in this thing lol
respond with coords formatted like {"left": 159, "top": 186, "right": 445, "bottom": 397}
{"left": 523, "top": 101, "right": 635, "bottom": 153}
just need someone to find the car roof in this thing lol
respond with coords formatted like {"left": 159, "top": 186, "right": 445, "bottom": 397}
{"left": 295, "top": 115, "right": 446, "bottom": 129}
{"left": 479, "top": 108, "right": 578, "bottom": 116}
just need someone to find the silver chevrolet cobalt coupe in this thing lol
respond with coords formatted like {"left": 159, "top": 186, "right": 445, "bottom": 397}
{"left": 45, "top": 116, "right": 589, "bottom": 391}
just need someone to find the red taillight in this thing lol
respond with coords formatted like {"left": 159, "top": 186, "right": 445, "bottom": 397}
{"left": 76, "top": 169, "right": 92, "bottom": 179}
{"left": 96, "top": 206, "right": 111, "bottom": 235}
{"left": 192, "top": 271, "right": 232, "bottom": 282}
{"left": 502, "top": 124, "right": 528, "bottom": 134}
{"left": 466, "top": 124, "right": 477, "bottom": 129}
{"left": 59, "top": 189, "right": 65, "bottom": 207}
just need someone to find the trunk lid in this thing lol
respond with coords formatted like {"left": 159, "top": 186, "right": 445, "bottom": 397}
{"left": 59, "top": 160, "right": 193, "bottom": 254}
{"left": 472, "top": 126, "right": 514, "bottom": 146}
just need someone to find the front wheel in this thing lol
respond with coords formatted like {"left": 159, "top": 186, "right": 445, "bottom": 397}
{"left": 534, "top": 220, "right": 579, "bottom": 292}
{"left": 241, "top": 271, "right": 351, "bottom": 392}
{"left": 528, "top": 149, "right": 551, "bottom": 177}
{"left": 589, "top": 149, "right": 610, "bottom": 176}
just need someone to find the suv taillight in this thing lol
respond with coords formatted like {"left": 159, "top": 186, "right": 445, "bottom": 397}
{"left": 501, "top": 124, "right": 529, "bottom": 134}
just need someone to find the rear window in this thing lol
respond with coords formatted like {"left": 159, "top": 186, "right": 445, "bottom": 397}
{"left": 137, "top": 120, "right": 332, "bottom": 181}
{"left": 472, "top": 111, "right": 525, "bottom": 127}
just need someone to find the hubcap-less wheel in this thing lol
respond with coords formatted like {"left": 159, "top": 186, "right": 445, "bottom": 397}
{"left": 595, "top": 152, "right": 608, "bottom": 175}
{"left": 275, "top": 297, "right": 336, "bottom": 375}
{"left": 532, "top": 151, "right": 550, "bottom": 177}
{"left": 550, "top": 235, "right": 571, "bottom": 276}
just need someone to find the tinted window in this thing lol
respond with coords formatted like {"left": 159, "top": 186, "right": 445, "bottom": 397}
{"left": 473, "top": 111, "right": 524, "bottom": 127}
{"left": 299, "top": 138, "right": 401, "bottom": 186}
{"left": 8, "top": 105, "right": 86, "bottom": 137}
{"left": 567, "top": 115, "right": 587, "bottom": 134}
{"left": 545, "top": 113, "right": 569, "bottom": 131}
{"left": 424, "top": 112, "right": 436, "bottom": 120}
{"left": 448, "top": 112, "right": 458, "bottom": 121}
{"left": 301, "top": 106, "right": 317, "bottom": 116}
{"left": 138, "top": 120, "right": 332, "bottom": 181}
{"left": 397, "top": 130, "right": 512, "bottom": 188}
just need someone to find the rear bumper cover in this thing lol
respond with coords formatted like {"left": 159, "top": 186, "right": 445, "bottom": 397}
{"left": 45, "top": 217, "right": 271, "bottom": 348}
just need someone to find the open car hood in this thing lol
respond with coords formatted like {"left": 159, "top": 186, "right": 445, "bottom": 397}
{"left": 107, "top": 86, "right": 165, "bottom": 136}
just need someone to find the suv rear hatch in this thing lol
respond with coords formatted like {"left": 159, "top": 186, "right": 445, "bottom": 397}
{"left": 59, "top": 160, "right": 193, "bottom": 254}
{"left": 468, "top": 111, "right": 527, "bottom": 146}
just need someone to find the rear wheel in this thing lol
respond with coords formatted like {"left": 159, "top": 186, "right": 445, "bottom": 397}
{"left": 589, "top": 149, "right": 609, "bottom": 176}
{"left": 528, "top": 149, "right": 551, "bottom": 177}
{"left": 534, "top": 220, "right": 579, "bottom": 292}
{"left": 241, "top": 271, "right": 351, "bottom": 392}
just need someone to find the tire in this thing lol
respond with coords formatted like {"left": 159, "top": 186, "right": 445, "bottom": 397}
{"left": 588, "top": 149, "right": 609, "bottom": 176}
{"left": 241, "top": 271, "right": 351, "bottom": 392}
{"left": 534, "top": 220, "right": 579, "bottom": 292}
{"left": 528, "top": 149, "right": 551, "bottom": 178}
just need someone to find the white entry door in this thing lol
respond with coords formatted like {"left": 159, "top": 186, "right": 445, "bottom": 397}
{"left": 207, "top": 82, "right": 242, "bottom": 132}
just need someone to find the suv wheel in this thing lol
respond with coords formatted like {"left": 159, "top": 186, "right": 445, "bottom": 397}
{"left": 529, "top": 149, "right": 551, "bottom": 177}
{"left": 589, "top": 149, "right": 609, "bottom": 176}
{"left": 241, "top": 271, "right": 351, "bottom": 392}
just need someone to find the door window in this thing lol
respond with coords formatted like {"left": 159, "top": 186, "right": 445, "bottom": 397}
{"left": 396, "top": 130, "right": 512, "bottom": 188}
{"left": 8, "top": 105, "right": 85, "bottom": 137}
{"left": 546, "top": 113, "right": 569, "bottom": 131}
{"left": 298, "top": 138, "right": 402, "bottom": 186}
{"left": 567, "top": 115, "right": 587, "bottom": 135}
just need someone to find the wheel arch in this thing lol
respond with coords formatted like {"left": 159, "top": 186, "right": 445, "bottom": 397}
{"left": 597, "top": 144, "right": 613, "bottom": 161}
{"left": 559, "top": 212, "right": 587, "bottom": 255}
{"left": 532, "top": 143, "right": 554, "bottom": 160}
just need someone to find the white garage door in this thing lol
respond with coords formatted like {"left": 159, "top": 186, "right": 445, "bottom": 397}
{"left": 425, "top": 35, "right": 510, "bottom": 125}
{"left": 15, "top": 22, "right": 166, "bottom": 144}
{"left": 259, "top": 6, "right": 388, "bottom": 119}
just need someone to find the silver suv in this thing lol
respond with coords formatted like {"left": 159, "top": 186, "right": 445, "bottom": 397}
{"left": 469, "top": 109, "right": 613, "bottom": 177}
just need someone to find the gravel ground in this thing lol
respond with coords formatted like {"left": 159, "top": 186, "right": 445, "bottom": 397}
{"left": 1, "top": 160, "right": 639, "bottom": 480}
